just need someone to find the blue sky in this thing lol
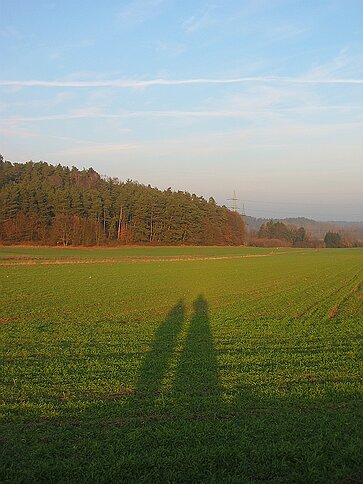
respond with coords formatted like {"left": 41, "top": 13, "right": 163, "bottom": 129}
{"left": 1, "top": 0, "right": 362, "bottom": 221}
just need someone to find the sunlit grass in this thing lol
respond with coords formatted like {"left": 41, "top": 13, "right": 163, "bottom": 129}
{"left": 1, "top": 247, "right": 362, "bottom": 482}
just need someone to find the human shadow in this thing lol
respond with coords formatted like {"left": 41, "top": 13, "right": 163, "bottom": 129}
{"left": 4, "top": 295, "right": 361, "bottom": 483}
{"left": 135, "top": 299, "right": 185, "bottom": 398}
{"left": 173, "top": 295, "right": 222, "bottom": 415}
{"left": 123, "top": 295, "right": 221, "bottom": 420}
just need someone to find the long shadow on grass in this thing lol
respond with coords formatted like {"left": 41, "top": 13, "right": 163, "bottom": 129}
{"left": 173, "top": 294, "right": 222, "bottom": 415}
{"left": 3, "top": 296, "right": 362, "bottom": 483}
{"left": 124, "top": 295, "right": 221, "bottom": 418}
{"left": 134, "top": 298, "right": 185, "bottom": 399}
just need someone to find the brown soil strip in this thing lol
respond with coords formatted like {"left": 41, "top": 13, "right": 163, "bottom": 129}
{"left": 294, "top": 273, "right": 361, "bottom": 321}
{"left": 0, "top": 317, "right": 19, "bottom": 323}
{"left": 328, "top": 281, "right": 362, "bottom": 320}
{"left": 0, "top": 250, "right": 306, "bottom": 267}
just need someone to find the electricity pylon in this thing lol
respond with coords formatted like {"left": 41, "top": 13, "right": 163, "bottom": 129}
{"left": 228, "top": 191, "right": 239, "bottom": 212}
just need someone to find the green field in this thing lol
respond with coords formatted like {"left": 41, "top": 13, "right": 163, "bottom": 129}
{"left": 1, "top": 247, "right": 362, "bottom": 483}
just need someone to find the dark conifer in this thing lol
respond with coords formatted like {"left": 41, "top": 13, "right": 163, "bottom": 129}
{"left": 0, "top": 158, "right": 246, "bottom": 246}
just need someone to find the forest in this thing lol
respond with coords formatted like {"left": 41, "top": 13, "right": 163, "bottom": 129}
{"left": 0, "top": 156, "right": 246, "bottom": 246}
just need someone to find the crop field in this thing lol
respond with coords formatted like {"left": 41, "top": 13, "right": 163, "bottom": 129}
{"left": 0, "top": 246, "right": 362, "bottom": 483}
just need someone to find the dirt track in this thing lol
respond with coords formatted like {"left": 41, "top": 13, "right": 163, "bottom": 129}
{"left": 0, "top": 250, "right": 306, "bottom": 267}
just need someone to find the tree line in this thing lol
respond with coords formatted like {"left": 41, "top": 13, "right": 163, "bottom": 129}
{"left": 0, "top": 156, "right": 246, "bottom": 246}
{"left": 254, "top": 220, "right": 360, "bottom": 248}
{"left": 257, "top": 220, "right": 306, "bottom": 245}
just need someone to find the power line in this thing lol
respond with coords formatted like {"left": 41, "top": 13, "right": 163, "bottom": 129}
{"left": 242, "top": 207, "right": 362, "bottom": 219}
{"left": 246, "top": 207, "right": 317, "bottom": 216}
{"left": 225, "top": 193, "right": 362, "bottom": 219}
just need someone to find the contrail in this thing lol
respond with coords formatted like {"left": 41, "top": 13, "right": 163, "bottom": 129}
{"left": 0, "top": 77, "right": 363, "bottom": 88}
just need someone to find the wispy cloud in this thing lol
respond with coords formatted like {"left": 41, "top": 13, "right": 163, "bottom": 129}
{"left": 1, "top": 125, "right": 38, "bottom": 139}
{"left": 1, "top": 110, "right": 269, "bottom": 123}
{"left": 264, "top": 23, "right": 307, "bottom": 42}
{"left": 52, "top": 120, "right": 363, "bottom": 164}
{"left": 0, "top": 26, "right": 24, "bottom": 41}
{"left": 117, "top": 0, "right": 166, "bottom": 26}
{"left": 182, "top": 6, "right": 217, "bottom": 33}
{"left": 1, "top": 76, "right": 363, "bottom": 89}
{"left": 180, "top": 1, "right": 307, "bottom": 41}
{"left": 306, "top": 50, "right": 363, "bottom": 80}
{"left": 49, "top": 39, "right": 95, "bottom": 61}
{"left": 57, "top": 143, "right": 141, "bottom": 156}
{"left": 151, "top": 40, "right": 186, "bottom": 57}
{"left": 3, "top": 104, "right": 363, "bottom": 124}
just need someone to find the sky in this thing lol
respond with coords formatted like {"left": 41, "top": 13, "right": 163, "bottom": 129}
{"left": 1, "top": 0, "right": 362, "bottom": 221}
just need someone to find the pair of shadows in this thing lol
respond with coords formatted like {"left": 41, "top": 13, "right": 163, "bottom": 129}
{"left": 136, "top": 295, "right": 221, "bottom": 403}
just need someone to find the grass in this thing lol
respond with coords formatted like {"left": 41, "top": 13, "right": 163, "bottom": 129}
{"left": 0, "top": 246, "right": 362, "bottom": 483}
{"left": 0, "top": 245, "right": 293, "bottom": 264}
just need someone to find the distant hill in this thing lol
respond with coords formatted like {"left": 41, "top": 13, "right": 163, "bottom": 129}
{"left": 245, "top": 215, "right": 363, "bottom": 241}
{"left": 0, "top": 157, "right": 246, "bottom": 246}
